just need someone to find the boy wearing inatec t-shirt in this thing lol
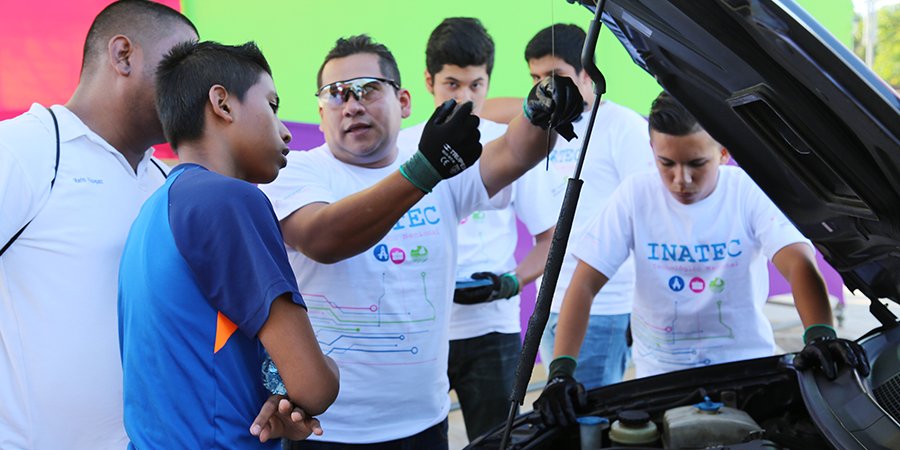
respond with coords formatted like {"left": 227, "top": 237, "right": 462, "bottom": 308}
{"left": 533, "top": 91, "right": 837, "bottom": 426}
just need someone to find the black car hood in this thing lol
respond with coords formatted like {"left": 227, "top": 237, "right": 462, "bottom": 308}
{"left": 576, "top": 0, "right": 900, "bottom": 307}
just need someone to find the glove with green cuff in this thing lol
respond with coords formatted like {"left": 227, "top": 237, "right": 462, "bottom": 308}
{"left": 794, "top": 324, "right": 870, "bottom": 380}
{"left": 533, "top": 356, "right": 587, "bottom": 427}
{"left": 400, "top": 99, "right": 482, "bottom": 193}
{"left": 453, "top": 272, "right": 520, "bottom": 305}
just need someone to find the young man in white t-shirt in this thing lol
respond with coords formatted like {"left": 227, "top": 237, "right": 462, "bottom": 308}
{"left": 397, "top": 18, "right": 565, "bottom": 441}
{"left": 260, "top": 35, "right": 583, "bottom": 448}
{"left": 483, "top": 24, "right": 656, "bottom": 389}
{"left": 534, "top": 91, "right": 868, "bottom": 427}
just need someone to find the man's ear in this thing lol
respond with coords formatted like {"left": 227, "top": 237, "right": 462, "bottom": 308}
{"left": 209, "top": 85, "right": 234, "bottom": 123}
{"left": 399, "top": 88, "right": 412, "bottom": 119}
{"left": 424, "top": 69, "right": 434, "bottom": 95}
{"left": 720, "top": 147, "right": 731, "bottom": 165}
{"left": 108, "top": 35, "right": 134, "bottom": 76}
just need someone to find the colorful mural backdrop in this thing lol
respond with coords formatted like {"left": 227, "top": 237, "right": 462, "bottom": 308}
{"left": 0, "top": 0, "right": 856, "bottom": 334}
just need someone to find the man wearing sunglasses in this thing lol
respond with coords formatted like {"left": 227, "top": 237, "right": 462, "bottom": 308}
{"left": 395, "top": 18, "right": 565, "bottom": 443}
{"left": 260, "top": 34, "right": 582, "bottom": 449}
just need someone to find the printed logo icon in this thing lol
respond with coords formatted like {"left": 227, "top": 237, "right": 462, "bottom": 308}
{"left": 471, "top": 211, "right": 486, "bottom": 222}
{"left": 374, "top": 244, "right": 389, "bottom": 262}
{"left": 410, "top": 245, "right": 429, "bottom": 263}
{"left": 709, "top": 277, "right": 725, "bottom": 293}
{"left": 689, "top": 277, "right": 706, "bottom": 293}
{"left": 390, "top": 247, "right": 406, "bottom": 264}
{"left": 668, "top": 275, "right": 685, "bottom": 292}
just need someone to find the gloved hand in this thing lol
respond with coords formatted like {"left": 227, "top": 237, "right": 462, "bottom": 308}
{"left": 524, "top": 74, "right": 584, "bottom": 141}
{"left": 400, "top": 99, "right": 482, "bottom": 193}
{"left": 533, "top": 356, "right": 588, "bottom": 427}
{"left": 453, "top": 272, "right": 520, "bottom": 304}
{"left": 794, "top": 324, "right": 870, "bottom": 380}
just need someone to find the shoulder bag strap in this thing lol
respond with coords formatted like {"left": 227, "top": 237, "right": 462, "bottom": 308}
{"left": 0, "top": 107, "right": 60, "bottom": 257}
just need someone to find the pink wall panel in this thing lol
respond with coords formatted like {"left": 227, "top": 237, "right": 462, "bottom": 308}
{"left": 0, "top": 1, "right": 180, "bottom": 118}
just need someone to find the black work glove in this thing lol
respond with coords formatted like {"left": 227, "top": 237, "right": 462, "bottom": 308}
{"left": 533, "top": 356, "right": 588, "bottom": 427}
{"left": 453, "top": 272, "right": 520, "bottom": 304}
{"left": 794, "top": 324, "right": 870, "bottom": 380}
{"left": 524, "top": 75, "right": 584, "bottom": 142}
{"left": 400, "top": 99, "right": 482, "bottom": 193}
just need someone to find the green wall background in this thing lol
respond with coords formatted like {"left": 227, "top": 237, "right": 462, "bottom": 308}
{"left": 181, "top": 0, "right": 853, "bottom": 126}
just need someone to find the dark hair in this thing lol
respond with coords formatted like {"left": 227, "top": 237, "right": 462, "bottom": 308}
{"left": 156, "top": 41, "right": 272, "bottom": 149}
{"left": 317, "top": 35, "right": 401, "bottom": 88}
{"left": 82, "top": 0, "right": 197, "bottom": 73}
{"left": 524, "top": 23, "right": 586, "bottom": 73}
{"left": 425, "top": 17, "right": 495, "bottom": 78}
{"left": 647, "top": 91, "right": 703, "bottom": 136}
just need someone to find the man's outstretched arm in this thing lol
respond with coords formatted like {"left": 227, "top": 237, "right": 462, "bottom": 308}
{"left": 282, "top": 100, "right": 482, "bottom": 264}
{"left": 281, "top": 171, "right": 424, "bottom": 264}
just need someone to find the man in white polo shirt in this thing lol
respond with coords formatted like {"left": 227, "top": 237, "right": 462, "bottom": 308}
{"left": 0, "top": 2, "right": 197, "bottom": 448}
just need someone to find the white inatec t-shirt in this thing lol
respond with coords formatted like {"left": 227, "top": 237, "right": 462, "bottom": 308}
{"left": 574, "top": 166, "right": 810, "bottom": 377}
{"left": 544, "top": 100, "right": 655, "bottom": 315}
{"left": 399, "top": 119, "right": 565, "bottom": 340}
{"left": 259, "top": 143, "right": 508, "bottom": 443}
{"left": 0, "top": 104, "right": 167, "bottom": 449}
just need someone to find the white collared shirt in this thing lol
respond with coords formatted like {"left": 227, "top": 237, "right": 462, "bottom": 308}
{"left": 0, "top": 103, "right": 166, "bottom": 449}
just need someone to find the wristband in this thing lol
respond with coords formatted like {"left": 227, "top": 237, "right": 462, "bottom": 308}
{"left": 803, "top": 324, "right": 836, "bottom": 344}
{"left": 522, "top": 98, "right": 532, "bottom": 121}
{"left": 548, "top": 355, "right": 577, "bottom": 380}
{"left": 399, "top": 151, "right": 442, "bottom": 193}
{"left": 499, "top": 272, "right": 520, "bottom": 298}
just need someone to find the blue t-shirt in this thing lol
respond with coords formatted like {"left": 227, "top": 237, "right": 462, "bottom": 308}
{"left": 118, "top": 164, "right": 305, "bottom": 449}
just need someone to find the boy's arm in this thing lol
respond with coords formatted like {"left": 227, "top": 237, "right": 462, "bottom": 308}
{"left": 258, "top": 295, "right": 339, "bottom": 417}
{"left": 478, "top": 76, "right": 583, "bottom": 198}
{"left": 281, "top": 171, "right": 424, "bottom": 263}
{"left": 515, "top": 227, "right": 554, "bottom": 285}
{"left": 773, "top": 242, "right": 869, "bottom": 380}
{"left": 770, "top": 242, "right": 832, "bottom": 328}
{"left": 553, "top": 261, "right": 610, "bottom": 360}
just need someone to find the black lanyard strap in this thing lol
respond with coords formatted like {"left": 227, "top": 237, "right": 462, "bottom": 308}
{"left": 0, "top": 107, "right": 61, "bottom": 257}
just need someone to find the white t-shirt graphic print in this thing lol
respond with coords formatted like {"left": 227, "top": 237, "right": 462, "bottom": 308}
{"left": 260, "top": 143, "right": 507, "bottom": 443}
{"left": 400, "top": 118, "right": 564, "bottom": 340}
{"left": 574, "top": 166, "right": 809, "bottom": 377}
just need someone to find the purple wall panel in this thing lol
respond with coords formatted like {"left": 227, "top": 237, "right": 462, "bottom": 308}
{"left": 285, "top": 121, "right": 325, "bottom": 151}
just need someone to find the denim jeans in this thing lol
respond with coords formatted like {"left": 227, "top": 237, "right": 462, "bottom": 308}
{"left": 283, "top": 418, "right": 448, "bottom": 450}
{"left": 539, "top": 312, "right": 630, "bottom": 390}
{"left": 448, "top": 332, "right": 520, "bottom": 441}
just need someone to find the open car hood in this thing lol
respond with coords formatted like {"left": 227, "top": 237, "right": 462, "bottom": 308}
{"left": 577, "top": 0, "right": 900, "bottom": 309}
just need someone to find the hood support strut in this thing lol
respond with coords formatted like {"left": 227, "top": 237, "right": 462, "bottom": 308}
{"left": 498, "top": 0, "right": 609, "bottom": 448}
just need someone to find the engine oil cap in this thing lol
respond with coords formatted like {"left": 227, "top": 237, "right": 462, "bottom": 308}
{"left": 694, "top": 396, "right": 724, "bottom": 413}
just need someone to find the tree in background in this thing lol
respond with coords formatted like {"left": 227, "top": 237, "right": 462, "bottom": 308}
{"left": 854, "top": 5, "right": 900, "bottom": 88}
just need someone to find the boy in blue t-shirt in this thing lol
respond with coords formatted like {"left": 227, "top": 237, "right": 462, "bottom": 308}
{"left": 118, "top": 41, "right": 339, "bottom": 448}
